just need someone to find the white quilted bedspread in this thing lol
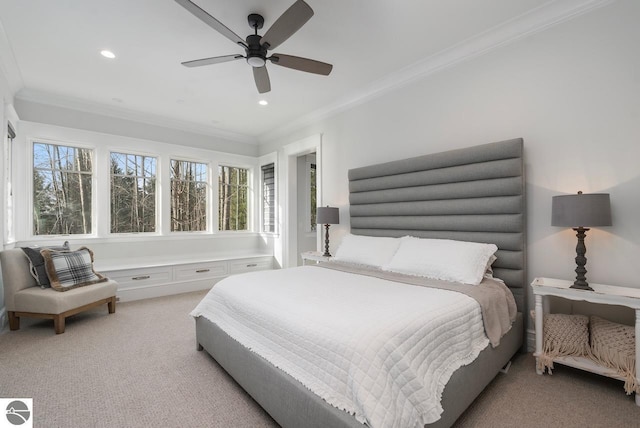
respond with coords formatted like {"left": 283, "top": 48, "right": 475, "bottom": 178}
{"left": 191, "top": 266, "right": 489, "bottom": 427}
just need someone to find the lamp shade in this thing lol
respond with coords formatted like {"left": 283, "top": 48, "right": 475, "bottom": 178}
{"left": 551, "top": 192, "right": 611, "bottom": 228}
{"left": 317, "top": 206, "right": 339, "bottom": 225}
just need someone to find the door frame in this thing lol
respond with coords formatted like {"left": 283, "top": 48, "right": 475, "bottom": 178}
{"left": 281, "top": 134, "right": 322, "bottom": 268}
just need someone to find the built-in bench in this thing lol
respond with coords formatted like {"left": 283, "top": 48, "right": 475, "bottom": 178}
{"left": 96, "top": 254, "right": 274, "bottom": 302}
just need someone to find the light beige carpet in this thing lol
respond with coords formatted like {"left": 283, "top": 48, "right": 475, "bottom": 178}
{"left": 0, "top": 290, "right": 638, "bottom": 428}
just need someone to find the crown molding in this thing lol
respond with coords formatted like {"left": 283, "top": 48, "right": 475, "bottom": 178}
{"left": 0, "top": 18, "right": 24, "bottom": 97}
{"left": 15, "top": 88, "right": 259, "bottom": 145}
{"left": 259, "top": 0, "right": 615, "bottom": 143}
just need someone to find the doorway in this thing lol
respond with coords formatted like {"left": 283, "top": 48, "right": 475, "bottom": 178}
{"left": 282, "top": 134, "right": 322, "bottom": 268}
{"left": 296, "top": 153, "right": 316, "bottom": 265}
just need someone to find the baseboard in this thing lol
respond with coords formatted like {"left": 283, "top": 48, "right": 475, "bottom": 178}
{"left": 116, "top": 277, "right": 225, "bottom": 302}
{"left": 526, "top": 328, "right": 535, "bottom": 353}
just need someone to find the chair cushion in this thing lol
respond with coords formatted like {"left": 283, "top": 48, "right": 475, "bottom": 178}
{"left": 13, "top": 280, "right": 117, "bottom": 314}
{"left": 41, "top": 247, "right": 107, "bottom": 292}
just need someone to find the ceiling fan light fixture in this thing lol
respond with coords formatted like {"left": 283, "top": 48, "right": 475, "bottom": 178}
{"left": 258, "top": 100, "right": 268, "bottom": 106}
{"left": 247, "top": 55, "right": 266, "bottom": 68}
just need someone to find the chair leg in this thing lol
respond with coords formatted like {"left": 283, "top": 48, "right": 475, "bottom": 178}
{"left": 107, "top": 296, "right": 116, "bottom": 314}
{"left": 8, "top": 312, "right": 20, "bottom": 331}
{"left": 54, "top": 315, "right": 65, "bottom": 334}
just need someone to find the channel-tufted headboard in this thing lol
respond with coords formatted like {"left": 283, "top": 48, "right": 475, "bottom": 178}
{"left": 348, "top": 138, "right": 526, "bottom": 313}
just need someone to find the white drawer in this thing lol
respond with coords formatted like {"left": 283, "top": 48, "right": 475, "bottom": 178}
{"left": 104, "top": 266, "right": 172, "bottom": 288}
{"left": 228, "top": 257, "right": 273, "bottom": 274}
{"left": 174, "top": 261, "right": 227, "bottom": 281}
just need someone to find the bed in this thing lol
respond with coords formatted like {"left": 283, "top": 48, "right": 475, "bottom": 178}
{"left": 193, "top": 138, "right": 526, "bottom": 428}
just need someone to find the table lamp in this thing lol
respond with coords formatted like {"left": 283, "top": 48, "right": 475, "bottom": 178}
{"left": 551, "top": 191, "right": 612, "bottom": 290}
{"left": 316, "top": 206, "right": 339, "bottom": 257}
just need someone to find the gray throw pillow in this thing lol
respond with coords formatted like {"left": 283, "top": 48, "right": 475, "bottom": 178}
{"left": 21, "top": 241, "right": 70, "bottom": 288}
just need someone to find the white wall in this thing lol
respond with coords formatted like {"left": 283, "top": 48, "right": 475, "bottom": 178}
{"left": 260, "top": 1, "right": 640, "bottom": 323}
{"left": 0, "top": 64, "right": 15, "bottom": 322}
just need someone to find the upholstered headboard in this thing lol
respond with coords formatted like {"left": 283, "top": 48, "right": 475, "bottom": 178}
{"left": 348, "top": 138, "right": 526, "bottom": 313}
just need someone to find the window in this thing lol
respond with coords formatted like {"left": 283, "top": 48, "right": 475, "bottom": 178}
{"left": 261, "top": 163, "right": 275, "bottom": 233}
{"left": 110, "top": 152, "right": 157, "bottom": 233}
{"left": 309, "top": 162, "right": 316, "bottom": 231}
{"left": 170, "top": 159, "right": 208, "bottom": 232}
{"left": 219, "top": 165, "right": 249, "bottom": 231}
{"left": 33, "top": 142, "right": 93, "bottom": 235}
{"left": 5, "top": 122, "right": 15, "bottom": 241}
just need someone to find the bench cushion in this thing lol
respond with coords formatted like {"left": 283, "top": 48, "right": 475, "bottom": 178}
{"left": 13, "top": 280, "right": 118, "bottom": 314}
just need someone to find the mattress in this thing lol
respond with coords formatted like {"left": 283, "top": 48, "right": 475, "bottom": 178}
{"left": 191, "top": 265, "right": 516, "bottom": 427}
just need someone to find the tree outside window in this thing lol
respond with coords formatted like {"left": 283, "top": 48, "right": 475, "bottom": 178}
{"left": 33, "top": 142, "right": 93, "bottom": 235}
{"left": 110, "top": 152, "right": 157, "bottom": 233}
{"left": 171, "top": 159, "right": 208, "bottom": 232}
{"left": 219, "top": 166, "right": 249, "bottom": 231}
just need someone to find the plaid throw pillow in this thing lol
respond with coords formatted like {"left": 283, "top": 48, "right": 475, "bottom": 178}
{"left": 41, "top": 247, "right": 107, "bottom": 292}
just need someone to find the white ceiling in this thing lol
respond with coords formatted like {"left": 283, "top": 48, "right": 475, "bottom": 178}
{"left": 0, "top": 0, "right": 601, "bottom": 142}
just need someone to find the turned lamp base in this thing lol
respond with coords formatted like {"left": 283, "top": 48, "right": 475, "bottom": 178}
{"left": 569, "top": 227, "right": 593, "bottom": 291}
{"left": 322, "top": 224, "right": 332, "bottom": 257}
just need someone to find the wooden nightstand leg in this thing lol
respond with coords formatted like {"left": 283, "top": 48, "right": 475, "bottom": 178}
{"left": 535, "top": 294, "right": 544, "bottom": 375}
{"left": 636, "top": 309, "right": 640, "bottom": 406}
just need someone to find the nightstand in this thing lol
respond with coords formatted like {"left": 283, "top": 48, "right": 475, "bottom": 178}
{"left": 301, "top": 251, "right": 332, "bottom": 265}
{"left": 531, "top": 277, "right": 640, "bottom": 406}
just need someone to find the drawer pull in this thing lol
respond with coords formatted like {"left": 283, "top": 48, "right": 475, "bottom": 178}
{"left": 246, "top": 263, "right": 258, "bottom": 267}
{"left": 132, "top": 275, "right": 151, "bottom": 280}
{"left": 196, "top": 269, "right": 210, "bottom": 273}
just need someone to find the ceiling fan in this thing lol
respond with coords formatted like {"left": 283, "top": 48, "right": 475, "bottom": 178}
{"left": 175, "top": 0, "right": 333, "bottom": 94}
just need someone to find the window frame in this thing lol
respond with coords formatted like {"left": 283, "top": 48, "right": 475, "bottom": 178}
{"left": 29, "top": 138, "right": 97, "bottom": 238}
{"left": 108, "top": 150, "right": 159, "bottom": 236}
{"left": 256, "top": 152, "right": 280, "bottom": 236}
{"left": 169, "top": 156, "right": 211, "bottom": 234}
{"left": 217, "top": 162, "right": 254, "bottom": 233}
{"left": 259, "top": 162, "right": 278, "bottom": 235}
{"left": 19, "top": 128, "right": 260, "bottom": 243}
{"left": 4, "top": 121, "right": 16, "bottom": 243}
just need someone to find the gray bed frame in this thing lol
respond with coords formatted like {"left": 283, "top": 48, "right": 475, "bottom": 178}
{"left": 196, "top": 138, "right": 526, "bottom": 428}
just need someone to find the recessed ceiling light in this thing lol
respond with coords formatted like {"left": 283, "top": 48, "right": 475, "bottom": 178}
{"left": 100, "top": 50, "right": 116, "bottom": 59}
{"left": 258, "top": 100, "right": 268, "bottom": 106}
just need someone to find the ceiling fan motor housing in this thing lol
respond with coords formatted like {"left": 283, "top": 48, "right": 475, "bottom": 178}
{"left": 245, "top": 34, "right": 267, "bottom": 67}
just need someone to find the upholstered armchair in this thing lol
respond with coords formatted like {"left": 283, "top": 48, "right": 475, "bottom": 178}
{"left": 1, "top": 248, "right": 118, "bottom": 334}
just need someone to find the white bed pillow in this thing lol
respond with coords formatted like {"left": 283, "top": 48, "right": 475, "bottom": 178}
{"left": 333, "top": 234, "right": 401, "bottom": 268}
{"left": 484, "top": 254, "right": 498, "bottom": 278}
{"left": 382, "top": 237, "right": 498, "bottom": 285}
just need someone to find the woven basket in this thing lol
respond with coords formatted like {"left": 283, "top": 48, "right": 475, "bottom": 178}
{"left": 537, "top": 313, "right": 590, "bottom": 373}
{"left": 590, "top": 316, "right": 637, "bottom": 394}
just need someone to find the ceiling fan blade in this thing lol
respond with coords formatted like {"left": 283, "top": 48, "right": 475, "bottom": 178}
{"left": 253, "top": 66, "right": 271, "bottom": 93}
{"left": 270, "top": 54, "right": 332, "bottom": 75}
{"left": 260, "top": 0, "right": 313, "bottom": 50}
{"left": 182, "top": 54, "right": 243, "bottom": 68}
{"left": 175, "top": 0, "right": 246, "bottom": 47}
